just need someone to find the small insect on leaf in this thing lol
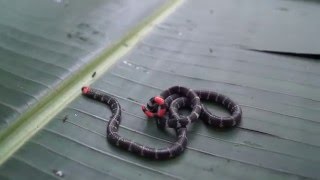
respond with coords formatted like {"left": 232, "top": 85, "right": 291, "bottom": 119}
{"left": 92, "top": 72, "right": 97, "bottom": 78}
{"left": 62, "top": 115, "right": 68, "bottom": 123}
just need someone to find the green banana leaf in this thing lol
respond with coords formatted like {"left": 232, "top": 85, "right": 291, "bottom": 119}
{"left": 0, "top": 0, "right": 320, "bottom": 179}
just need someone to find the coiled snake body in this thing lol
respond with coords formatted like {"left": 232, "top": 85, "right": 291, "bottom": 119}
{"left": 82, "top": 86, "right": 242, "bottom": 160}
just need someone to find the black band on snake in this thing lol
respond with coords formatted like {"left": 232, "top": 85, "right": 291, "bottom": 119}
{"left": 81, "top": 86, "right": 242, "bottom": 160}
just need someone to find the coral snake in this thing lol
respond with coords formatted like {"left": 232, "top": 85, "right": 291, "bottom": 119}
{"left": 82, "top": 86, "right": 242, "bottom": 160}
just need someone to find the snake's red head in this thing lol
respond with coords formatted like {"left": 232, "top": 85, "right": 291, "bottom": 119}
{"left": 154, "top": 96, "right": 165, "bottom": 105}
{"left": 82, "top": 86, "right": 90, "bottom": 94}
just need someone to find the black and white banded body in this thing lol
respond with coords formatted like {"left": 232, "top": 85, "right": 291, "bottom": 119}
{"left": 82, "top": 87, "right": 188, "bottom": 160}
{"left": 196, "top": 90, "right": 242, "bottom": 128}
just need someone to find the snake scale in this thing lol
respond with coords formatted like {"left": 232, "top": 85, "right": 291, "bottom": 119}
{"left": 82, "top": 86, "right": 242, "bottom": 160}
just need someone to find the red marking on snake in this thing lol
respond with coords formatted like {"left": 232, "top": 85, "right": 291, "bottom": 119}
{"left": 157, "top": 108, "right": 166, "bottom": 118}
{"left": 142, "top": 106, "right": 154, "bottom": 118}
{"left": 82, "top": 86, "right": 90, "bottom": 94}
{"left": 154, "top": 96, "right": 164, "bottom": 105}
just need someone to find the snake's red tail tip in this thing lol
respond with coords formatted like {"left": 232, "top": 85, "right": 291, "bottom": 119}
{"left": 81, "top": 86, "right": 90, "bottom": 94}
